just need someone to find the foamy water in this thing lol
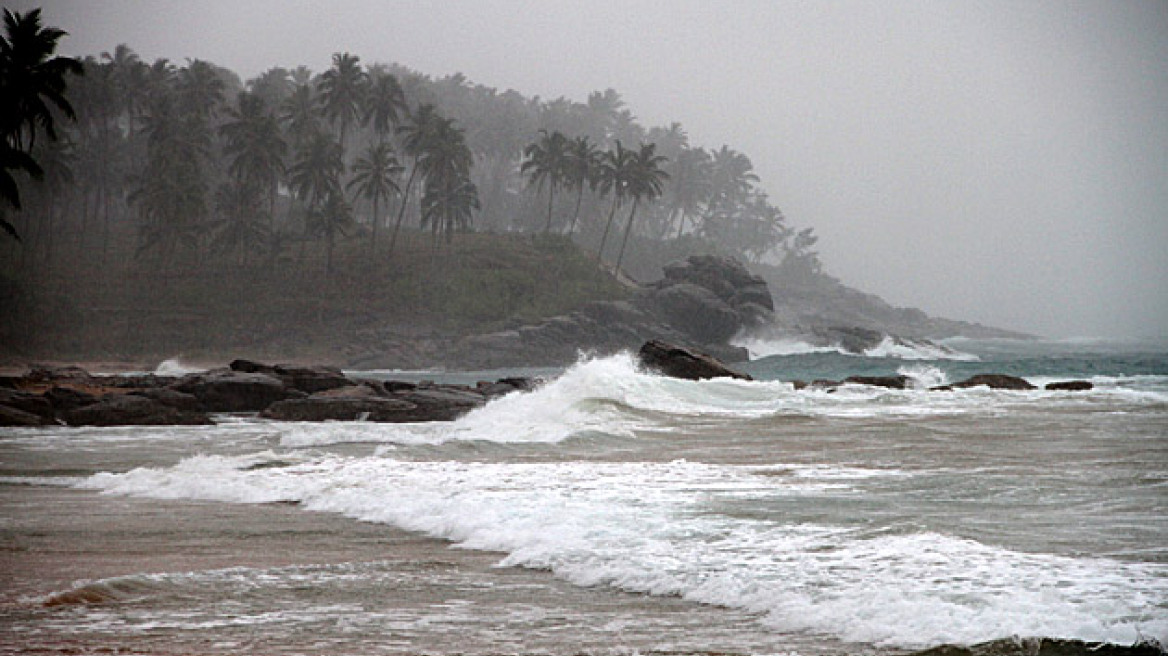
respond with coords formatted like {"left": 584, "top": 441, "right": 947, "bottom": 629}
{"left": 3, "top": 339, "right": 1167, "bottom": 655}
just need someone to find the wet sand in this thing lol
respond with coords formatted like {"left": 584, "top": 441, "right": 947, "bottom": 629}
{"left": 0, "top": 484, "right": 837, "bottom": 655}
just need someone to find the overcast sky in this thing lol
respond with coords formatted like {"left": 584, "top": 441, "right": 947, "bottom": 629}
{"left": 22, "top": 0, "right": 1168, "bottom": 338}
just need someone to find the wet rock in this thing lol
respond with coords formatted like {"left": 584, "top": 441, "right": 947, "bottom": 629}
{"left": 229, "top": 360, "right": 353, "bottom": 394}
{"left": 172, "top": 370, "right": 302, "bottom": 412}
{"left": 43, "top": 386, "right": 99, "bottom": 413}
{"left": 951, "top": 374, "right": 1036, "bottom": 390}
{"left": 843, "top": 375, "right": 912, "bottom": 390}
{"left": 0, "top": 388, "right": 54, "bottom": 420}
{"left": 261, "top": 391, "right": 417, "bottom": 422}
{"left": 1045, "top": 380, "right": 1094, "bottom": 391}
{"left": 0, "top": 403, "right": 51, "bottom": 427}
{"left": 648, "top": 283, "right": 742, "bottom": 344}
{"left": 62, "top": 394, "right": 212, "bottom": 426}
{"left": 388, "top": 386, "right": 487, "bottom": 421}
{"left": 127, "top": 388, "right": 203, "bottom": 412}
{"left": 638, "top": 340, "right": 752, "bottom": 381}
{"left": 476, "top": 377, "right": 539, "bottom": 398}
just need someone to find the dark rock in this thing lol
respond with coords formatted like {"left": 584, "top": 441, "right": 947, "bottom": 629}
{"left": 791, "top": 380, "right": 808, "bottom": 390}
{"left": 662, "top": 255, "right": 771, "bottom": 309}
{"left": 128, "top": 388, "right": 203, "bottom": 411}
{"left": 0, "top": 404, "right": 51, "bottom": 427}
{"left": 44, "top": 386, "right": 99, "bottom": 413}
{"left": 172, "top": 370, "right": 301, "bottom": 412}
{"left": 1045, "top": 380, "right": 1094, "bottom": 391}
{"left": 638, "top": 340, "right": 752, "bottom": 381}
{"left": 381, "top": 380, "right": 418, "bottom": 393}
{"left": 276, "top": 365, "right": 353, "bottom": 394}
{"left": 952, "top": 374, "right": 1036, "bottom": 390}
{"left": 228, "top": 359, "right": 280, "bottom": 375}
{"left": 26, "top": 365, "right": 92, "bottom": 383}
{"left": 476, "top": 377, "right": 539, "bottom": 398}
{"left": 62, "top": 394, "right": 212, "bottom": 426}
{"left": 648, "top": 283, "right": 742, "bottom": 344}
{"left": 843, "top": 375, "right": 912, "bottom": 390}
{"left": 809, "top": 379, "right": 841, "bottom": 390}
{"left": 388, "top": 386, "right": 487, "bottom": 421}
{"left": 261, "top": 392, "right": 417, "bottom": 422}
{"left": 0, "top": 388, "right": 55, "bottom": 420}
{"left": 810, "top": 326, "right": 886, "bottom": 355}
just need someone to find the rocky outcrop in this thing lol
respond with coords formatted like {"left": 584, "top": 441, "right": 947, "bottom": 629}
{"left": 446, "top": 255, "right": 768, "bottom": 369}
{"left": 62, "top": 394, "right": 212, "bottom": 426}
{"left": 638, "top": 340, "right": 752, "bottom": 381}
{"left": 1, "top": 362, "right": 539, "bottom": 426}
{"left": 172, "top": 370, "right": 303, "bottom": 412}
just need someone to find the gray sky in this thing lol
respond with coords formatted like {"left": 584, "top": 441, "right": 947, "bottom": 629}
{"left": 24, "top": 0, "right": 1168, "bottom": 338}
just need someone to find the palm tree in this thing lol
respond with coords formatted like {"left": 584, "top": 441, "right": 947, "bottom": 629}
{"left": 418, "top": 117, "right": 477, "bottom": 246}
{"left": 1, "top": 8, "right": 81, "bottom": 240}
{"left": 364, "top": 70, "right": 407, "bottom": 145}
{"left": 0, "top": 8, "right": 83, "bottom": 151}
{"left": 706, "top": 145, "right": 758, "bottom": 223}
{"left": 307, "top": 188, "right": 352, "bottom": 274}
{"left": 388, "top": 103, "right": 443, "bottom": 254}
{"left": 220, "top": 90, "right": 287, "bottom": 249}
{"left": 595, "top": 140, "right": 633, "bottom": 260}
{"left": 613, "top": 142, "right": 669, "bottom": 272}
{"left": 564, "top": 135, "right": 600, "bottom": 237}
{"left": 347, "top": 142, "right": 402, "bottom": 253}
{"left": 288, "top": 131, "right": 344, "bottom": 211}
{"left": 318, "top": 52, "right": 367, "bottom": 158}
{"left": 667, "top": 146, "right": 712, "bottom": 238}
{"left": 520, "top": 129, "right": 569, "bottom": 233}
{"left": 281, "top": 82, "right": 319, "bottom": 150}
{"left": 211, "top": 178, "right": 267, "bottom": 266}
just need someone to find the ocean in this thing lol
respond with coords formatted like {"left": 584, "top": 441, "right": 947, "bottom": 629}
{"left": 1, "top": 337, "right": 1166, "bottom": 655}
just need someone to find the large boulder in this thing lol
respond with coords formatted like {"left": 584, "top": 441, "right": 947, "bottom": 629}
{"left": 62, "top": 394, "right": 212, "bottom": 426}
{"left": 172, "top": 370, "right": 301, "bottom": 412}
{"left": 1045, "top": 380, "right": 1093, "bottom": 391}
{"left": 229, "top": 360, "right": 354, "bottom": 395}
{"left": 638, "top": 340, "right": 752, "bottom": 381}
{"left": 0, "top": 388, "right": 54, "bottom": 421}
{"left": 0, "top": 404, "right": 50, "bottom": 427}
{"left": 261, "top": 385, "right": 418, "bottom": 422}
{"left": 662, "top": 255, "right": 773, "bottom": 310}
{"left": 648, "top": 283, "right": 742, "bottom": 344}
{"left": 388, "top": 386, "right": 488, "bottom": 421}
{"left": 843, "top": 375, "right": 911, "bottom": 390}
{"left": 952, "top": 374, "right": 1036, "bottom": 390}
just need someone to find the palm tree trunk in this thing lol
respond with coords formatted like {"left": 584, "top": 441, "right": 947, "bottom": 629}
{"left": 389, "top": 163, "right": 419, "bottom": 256}
{"left": 370, "top": 194, "right": 380, "bottom": 255}
{"left": 597, "top": 193, "right": 620, "bottom": 260}
{"left": 568, "top": 186, "right": 585, "bottom": 237}
{"left": 614, "top": 199, "right": 640, "bottom": 273}
{"left": 544, "top": 184, "right": 555, "bottom": 233}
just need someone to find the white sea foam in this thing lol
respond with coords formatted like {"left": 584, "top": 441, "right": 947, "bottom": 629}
{"left": 732, "top": 334, "right": 979, "bottom": 361}
{"left": 80, "top": 455, "right": 1168, "bottom": 649}
{"left": 154, "top": 358, "right": 207, "bottom": 377}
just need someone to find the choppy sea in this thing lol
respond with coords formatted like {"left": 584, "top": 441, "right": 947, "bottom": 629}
{"left": 1, "top": 337, "right": 1166, "bottom": 655}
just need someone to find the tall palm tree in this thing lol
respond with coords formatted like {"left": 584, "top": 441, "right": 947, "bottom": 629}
{"left": 1, "top": 8, "right": 81, "bottom": 240}
{"left": 307, "top": 188, "right": 352, "bottom": 274}
{"left": 318, "top": 52, "right": 367, "bottom": 159}
{"left": 667, "top": 146, "right": 712, "bottom": 238}
{"left": 288, "top": 131, "right": 344, "bottom": 212}
{"left": 595, "top": 140, "right": 633, "bottom": 260}
{"left": 614, "top": 142, "right": 669, "bottom": 272}
{"left": 705, "top": 144, "right": 758, "bottom": 225}
{"left": 364, "top": 70, "right": 407, "bottom": 145}
{"left": 388, "top": 103, "right": 443, "bottom": 254}
{"left": 0, "top": 8, "right": 83, "bottom": 150}
{"left": 211, "top": 178, "right": 267, "bottom": 266}
{"left": 520, "top": 129, "right": 569, "bottom": 234}
{"left": 347, "top": 142, "right": 402, "bottom": 253}
{"left": 281, "top": 82, "right": 319, "bottom": 150}
{"left": 564, "top": 135, "right": 600, "bottom": 237}
{"left": 220, "top": 90, "right": 287, "bottom": 248}
{"left": 418, "top": 117, "right": 477, "bottom": 246}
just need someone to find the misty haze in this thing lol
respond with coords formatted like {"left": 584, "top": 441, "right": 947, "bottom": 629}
{"left": 1, "top": 3, "right": 1166, "bottom": 656}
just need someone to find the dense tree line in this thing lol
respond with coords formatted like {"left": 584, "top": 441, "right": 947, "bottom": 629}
{"left": 2, "top": 9, "right": 823, "bottom": 284}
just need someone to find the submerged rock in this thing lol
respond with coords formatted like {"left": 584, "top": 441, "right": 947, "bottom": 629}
{"left": 843, "top": 375, "right": 912, "bottom": 390}
{"left": 637, "top": 340, "right": 752, "bottom": 381}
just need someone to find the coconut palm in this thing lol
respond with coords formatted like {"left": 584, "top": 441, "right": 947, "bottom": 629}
{"left": 281, "top": 82, "right": 319, "bottom": 150}
{"left": 318, "top": 52, "right": 367, "bottom": 158}
{"left": 613, "top": 142, "right": 669, "bottom": 272}
{"left": 220, "top": 90, "right": 287, "bottom": 247}
{"left": 705, "top": 145, "right": 758, "bottom": 223}
{"left": 306, "top": 188, "right": 352, "bottom": 274}
{"left": 1, "top": 8, "right": 81, "bottom": 240}
{"left": 418, "top": 116, "right": 476, "bottom": 246}
{"left": 288, "top": 131, "right": 343, "bottom": 211}
{"left": 520, "top": 129, "right": 569, "bottom": 234}
{"left": 364, "top": 70, "right": 407, "bottom": 145}
{"left": 347, "top": 142, "right": 402, "bottom": 253}
{"left": 388, "top": 103, "right": 443, "bottom": 254}
{"left": 595, "top": 140, "right": 633, "bottom": 260}
{"left": 667, "top": 146, "right": 712, "bottom": 238}
{"left": 564, "top": 135, "right": 600, "bottom": 237}
{"left": 211, "top": 178, "right": 267, "bottom": 265}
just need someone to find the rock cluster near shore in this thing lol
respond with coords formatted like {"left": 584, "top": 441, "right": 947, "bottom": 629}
{"left": 442, "top": 255, "right": 773, "bottom": 369}
{"left": 0, "top": 360, "right": 537, "bottom": 427}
